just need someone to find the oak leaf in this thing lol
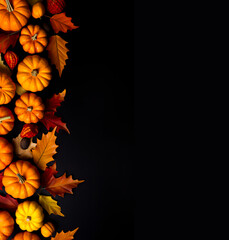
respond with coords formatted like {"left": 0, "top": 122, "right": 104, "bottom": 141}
{"left": 50, "top": 12, "right": 79, "bottom": 33}
{"left": 39, "top": 194, "right": 64, "bottom": 217}
{"left": 51, "top": 228, "right": 79, "bottom": 240}
{"left": 42, "top": 169, "right": 84, "bottom": 197}
{"left": 0, "top": 194, "right": 19, "bottom": 212}
{"left": 46, "top": 35, "right": 69, "bottom": 77}
{"left": 32, "top": 127, "right": 58, "bottom": 171}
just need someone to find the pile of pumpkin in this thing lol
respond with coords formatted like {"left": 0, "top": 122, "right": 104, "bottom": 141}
{"left": 0, "top": 0, "right": 80, "bottom": 239}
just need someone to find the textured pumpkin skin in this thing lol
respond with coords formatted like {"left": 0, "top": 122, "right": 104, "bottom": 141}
{"left": 2, "top": 160, "right": 40, "bottom": 199}
{"left": 4, "top": 51, "right": 19, "bottom": 70}
{"left": 0, "top": 137, "right": 13, "bottom": 171}
{"left": 0, "top": 106, "right": 15, "bottom": 135}
{"left": 15, "top": 201, "right": 44, "bottom": 232}
{"left": 19, "top": 25, "right": 48, "bottom": 54}
{"left": 0, "top": 211, "right": 14, "bottom": 240}
{"left": 14, "top": 92, "right": 45, "bottom": 123}
{"left": 41, "top": 222, "right": 55, "bottom": 238}
{"left": 13, "top": 231, "right": 41, "bottom": 240}
{"left": 0, "top": 0, "right": 31, "bottom": 31}
{"left": 17, "top": 55, "right": 51, "bottom": 92}
{"left": 32, "top": 2, "right": 45, "bottom": 19}
{"left": 0, "top": 72, "right": 16, "bottom": 105}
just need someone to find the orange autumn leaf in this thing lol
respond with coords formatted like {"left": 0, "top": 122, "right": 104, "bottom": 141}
{"left": 47, "top": 35, "right": 69, "bottom": 77}
{"left": 32, "top": 127, "right": 58, "bottom": 171}
{"left": 45, "top": 89, "right": 66, "bottom": 112}
{"left": 45, "top": 171, "right": 85, "bottom": 198}
{"left": 51, "top": 228, "right": 79, "bottom": 240}
{"left": 50, "top": 12, "right": 79, "bottom": 33}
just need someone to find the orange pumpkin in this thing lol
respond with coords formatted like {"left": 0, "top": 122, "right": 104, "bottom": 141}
{"left": 0, "top": 137, "right": 13, "bottom": 171}
{"left": 41, "top": 222, "right": 55, "bottom": 238}
{"left": 0, "top": 211, "right": 14, "bottom": 240}
{"left": 32, "top": 2, "right": 45, "bottom": 19}
{"left": 13, "top": 231, "right": 41, "bottom": 240}
{"left": 0, "top": 106, "right": 14, "bottom": 135}
{"left": 19, "top": 25, "right": 48, "bottom": 54}
{"left": 0, "top": 0, "right": 31, "bottom": 31}
{"left": 2, "top": 160, "right": 40, "bottom": 199}
{"left": 17, "top": 55, "right": 52, "bottom": 92}
{"left": 14, "top": 92, "right": 45, "bottom": 123}
{"left": 0, "top": 72, "right": 16, "bottom": 105}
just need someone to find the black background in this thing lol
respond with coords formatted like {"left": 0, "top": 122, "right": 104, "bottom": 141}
{"left": 1, "top": 0, "right": 134, "bottom": 239}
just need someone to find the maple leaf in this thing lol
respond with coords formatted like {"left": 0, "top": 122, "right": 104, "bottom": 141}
{"left": 42, "top": 169, "right": 85, "bottom": 197}
{"left": 39, "top": 194, "right": 64, "bottom": 217}
{"left": 45, "top": 89, "right": 66, "bottom": 112}
{"left": 41, "top": 112, "right": 70, "bottom": 133}
{"left": 0, "top": 194, "right": 19, "bottom": 212}
{"left": 50, "top": 12, "right": 79, "bottom": 34}
{"left": 51, "top": 228, "right": 79, "bottom": 240}
{"left": 0, "top": 31, "right": 19, "bottom": 54}
{"left": 41, "top": 162, "right": 58, "bottom": 187}
{"left": 32, "top": 127, "right": 58, "bottom": 171}
{"left": 46, "top": 35, "right": 69, "bottom": 77}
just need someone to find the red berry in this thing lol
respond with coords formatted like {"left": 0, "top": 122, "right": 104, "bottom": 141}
{"left": 4, "top": 51, "right": 19, "bottom": 70}
{"left": 47, "top": 0, "right": 66, "bottom": 14}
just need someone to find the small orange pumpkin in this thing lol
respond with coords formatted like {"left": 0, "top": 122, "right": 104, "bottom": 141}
{"left": 19, "top": 25, "right": 48, "bottom": 54}
{"left": 13, "top": 231, "right": 41, "bottom": 240}
{"left": 0, "top": 210, "right": 14, "bottom": 240}
{"left": 41, "top": 222, "right": 55, "bottom": 238}
{"left": 0, "top": 72, "right": 16, "bottom": 105}
{"left": 32, "top": 2, "right": 45, "bottom": 19}
{"left": 0, "top": 137, "right": 13, "bottom": 171}
{"left": 14, "top": 92, "right": 45, "bottom": 123}
{"left": 2, "top": 160, "right": 40, "bottom": 199}
{"left": 0, "top": 0, "right": 31, "bottom": 31}
{"left": 0, "top": 106, "right": 15, "bottom": 135}
{"left": 17, "top": 55, "right": 52, "bottom": 92}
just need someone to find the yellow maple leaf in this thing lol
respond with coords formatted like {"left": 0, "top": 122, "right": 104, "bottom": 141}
{"left": 32, "top": 127, "right": 58, "bottom": 171}
{"left": 39, "top": 195, "right": 64, "bottom": 217}
{"left": 51, "top": 228, "right": 79, "bottom": 240}
{"left": 46, "top": 35, "right": 69, "bottom": 77}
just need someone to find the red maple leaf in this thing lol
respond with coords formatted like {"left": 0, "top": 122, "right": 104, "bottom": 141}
{"left": 0, "top": 194, "right": 19, "bottom": 212}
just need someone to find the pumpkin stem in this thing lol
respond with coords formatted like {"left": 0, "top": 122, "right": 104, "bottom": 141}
{"left": 31, "top": 33, "right": 38, "bottom": 41}
{"left": 31, "top": 69, "right": 39, "bottom": 76}
{"left": 17, "top": 173, "right": 26, "bottom": 184}
{"left": 27, "top": 106, "right": 33, "bottom": 112}
{"left": 5, "top": 0, "right": 14, "bottom": 12}
{"left": 0, "top": 115, "right": 11, "bottom": 123}
{"left": 26, "top": 216, "right": 32, "bottom": 222}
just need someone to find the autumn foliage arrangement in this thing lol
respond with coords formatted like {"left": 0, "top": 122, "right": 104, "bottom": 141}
{"left": 0, "top": 0, "right": 84, "bottom": 239}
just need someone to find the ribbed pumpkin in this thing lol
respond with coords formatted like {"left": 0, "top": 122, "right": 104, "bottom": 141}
{"left": 32, "top": 2, "right": 45, "bottom": 19}
{"left": 14, "top": 92, "right": 45, "bottom": 123}
{"left": 0, "top": 72, "right": 16, "bottom": 105}
{"left": 2, "top": 160, "right": 40, "bottom": 199}
{"left": 0, "top": 106, "right": 14, "bottom": 135}
{"left": 15, "top": 201, "right": 44, "bottom": 232}
{"left": 19, "top": 25, "right": 48, "bottom": 54}
{"left": 13, "top": 231, "right": 41, "bottom": 240}
{"left": 41, "top": 222, "right": 55, "bottom": 238}
{"left": 0, "top": 137, "right": 13, "bottom": 171}
{"left": 17, "top": 55, "right": 52, "bottom": 92}
{"left": 0, "top": 0, "right": 31, "bottom": 31}
{"left": 0, "top": 211, "right": 14, "bottom": 240}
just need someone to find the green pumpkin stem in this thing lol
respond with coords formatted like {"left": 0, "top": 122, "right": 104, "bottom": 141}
{"left": 5, "top": 0, "right": 14, "bottom": 12}
{"left": 17, "top": 173, "right": 26, "bottom": 184}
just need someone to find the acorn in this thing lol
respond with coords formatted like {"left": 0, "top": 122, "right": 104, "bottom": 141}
{"left": 47, "top": 0, "right": 66, "bottom": 14}
{"left": 4, "top": 51, "right": 19, "bottom": 70}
